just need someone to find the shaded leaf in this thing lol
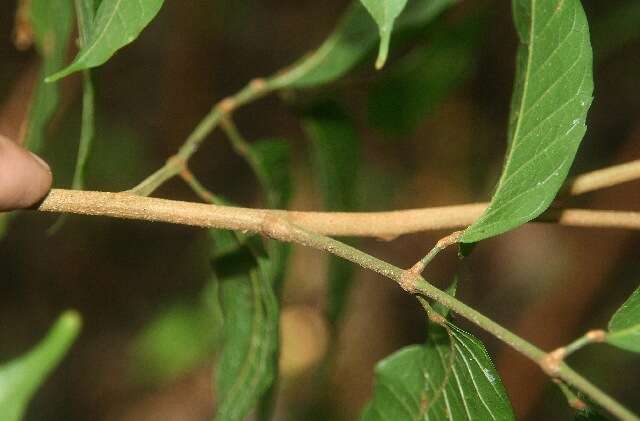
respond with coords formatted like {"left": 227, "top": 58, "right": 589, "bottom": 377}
{"left": 432, "top": 278, "right": 458, "bottom": 319}
{"left": 25, "top": 0, "right": 74, "bottom": 151}
{"left": 0, "top": 216, "right": 10, "bottom": 242}
{"left": 360, "top": 0, "right": 408, "bottom": 68}
{"left": 591, "top": 2, "right": 640, "bottom": 60}
{"left": 369, "top": 11, "right": 484, "bottom": 135}
{"left": 48, "top": 0, "right": 97, "bottom": 234}
{"left": 462, "top": 0, "right": 594, "bottom": 243}
{"left": 213, "top": 239, "right": 280, "bottom": 421}
{"left": 269, "top": 0, "right": 456, "bottom": 89}
{"left": 47, "top": 0, "right": 165, "bottom": 81}
{"left": 302, "top": 102, "right": 359, "bottom": 212}
{"left": 212, "top": 139, "right": 292, "bottom": 420}
{"left": 607, "top": 285, "right": 640, "bottom": 353}
{"left": 575, "top": 406, "right": 611, "bottom": 421}
{"left": 70, "top": 72, "right": 95, "bottom": 192}
{"left": 0, "top": 311, "right": 81, "bottom": 421}
{"left": 131, "top": 303, "right": 216, "bottom": 385}
{"left": 361, "top": 322, "right": 514, "bottom": 420}
{"left": 71, "top": 0, "right": 97, "bottom": 192}
{"left": 302, "top": 102, "right": 360, "bottom": 326}
{"left": 249, "top": 139, "right": 292, "bottom": 209}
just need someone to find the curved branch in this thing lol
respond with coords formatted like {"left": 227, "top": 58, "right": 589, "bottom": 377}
{"left": 34, "top": 188, "right": 638, "bottom": 420}
{"left": 37, "top": 189, "right": 640, "bottom": 238}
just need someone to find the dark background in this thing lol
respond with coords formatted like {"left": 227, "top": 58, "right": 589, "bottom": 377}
{"left": 1, "top": 0, "right": 639, "bottom": 419}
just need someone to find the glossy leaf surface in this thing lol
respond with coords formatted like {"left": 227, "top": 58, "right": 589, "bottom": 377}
{"left": 47, "top": 0, "right": 165, "bottom": 81}
{"left": 361, "top": 323, "right": 514, "bottom": 420}
{"left": 607, "top": 285, "right": 640, "bottom": 353}
{"left": 462, "top": 0, "right": 594, "bottom": 243}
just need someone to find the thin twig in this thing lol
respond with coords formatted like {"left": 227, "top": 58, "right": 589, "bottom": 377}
{"left": 34, "top": 189, "right": 639, "bottom": 420}
{"left": 567, "top": 159, "right": 640, "bottom": 195}
{"left": 127, "top": 78, "right": 272, "bottom": 196}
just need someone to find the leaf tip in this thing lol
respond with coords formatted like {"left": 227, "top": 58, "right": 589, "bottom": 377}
{"left": 59, "top": 310, "right": 82, "bottom": 333}
{"left": 375, "top": 31, "right": 392, "bottom": 70}
{"left": 375, "top": 46, "right": 388, "bottom": 70}
{"left": 45, "top": 67, "right": 75, "bottom": 83}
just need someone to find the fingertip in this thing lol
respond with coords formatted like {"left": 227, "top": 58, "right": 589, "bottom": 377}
{"left": 0, "top": 135, "right": 53, "bottom": 211}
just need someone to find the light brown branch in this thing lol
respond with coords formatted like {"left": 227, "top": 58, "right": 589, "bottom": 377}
{"left": 32, "top": 188, "right": 640, "bottom": 420}
{"left": 36, "top": 189, "right": 640, "bottom": 238}
{"left": 567, "top": 159, "right": 640, "bottom": 195}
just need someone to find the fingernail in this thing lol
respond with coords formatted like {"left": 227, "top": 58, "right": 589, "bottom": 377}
{"left": 29, "top": 151, "right": 51, "bottom": 172}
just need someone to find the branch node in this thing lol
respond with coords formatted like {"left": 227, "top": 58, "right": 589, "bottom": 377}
{"left": 249, "top": 77, "right": 267, "bottom": 92}
{"left": 399, "top": 264, "right": 423, "bottom": 294}
{"left": 540, "top": 347, "right": 567, "bottom": 377}
{"left": 218, "top": 98, "right": 236, "bottom": 114}
{"left": 586, "top": 329, "right": 607, "bottom": 343}
{"left": 167, "top": 155, "right": 187, "bottom": 171}
{"left": 261, "top": 214, "right": 293, "bottom": 242}
{"left": 436, "top": 230, "right": 464, "bottom": 249}
{"left": 570, "top": 397, "right": 589, "bottom": 411}
{"left": 428, "top": 311, "right": 447, "bottom": 326}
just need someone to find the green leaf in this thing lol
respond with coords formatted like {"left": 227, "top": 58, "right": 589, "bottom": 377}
{"left": 607, "top": 285, "right": 640, "bottom": 353}
{"left": 71, "top": 0, "right": 97, "bottom": 192}
{"left": 0, "top": 311, "right": 81, "bottom": 421}
{"left": 211, "top": 139, "right": 292, "bottom": 419}
{"left": 48, "top": 0, "right": 97, "bottom": 234}
{"left": 302, "top": 102, "right": 360, "bottom": 212}
{"left": 461, "top": 0, "right": 594, "bottom": 243}
{"left": 70, "top": 72, "right": 95, "bottom": 192}
{"left": 46, "top": 0, "right": 165, "bottom": 81}
{"left": 268, "top": 0, "right": 456, "bottom": 89}
{"left": 432, "top": 278, "right": 458, "bottom": 319}
{"left": 131, "top": 303, "right": 216, "bottom": 385}
{"left": 575, "top": 406, "right": 611, "bottom": 421}
{"left": 25, "top": 0, "right": 74, "bottom": 152}
{"left": 361, "top": 322, "right": 514, "bottom": 421}
{"left": 369, "top": 11, "right": 484, "bottom": 135}
{"left": 213, "top": 239, "right": 280, "bottom": 421}
{"left": 302, "top": 102, "right": 360, "bottom": 326}
{"left": 249, "top": 139, "right": 292, "bottom": 209}
{"left": 360, "top": 0, "right": 409, "bottom": 69}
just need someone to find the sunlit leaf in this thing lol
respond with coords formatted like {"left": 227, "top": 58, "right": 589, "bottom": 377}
{"left": 361, "top": 322, "right": 514, "bottom": 420}
{"left": 462, "top": 0, "right": 594, "bottom": 243}
{"left": 269, "top": 0, "right": 456, "bottom": 89}
{"left": 360, "top": 0, "right": 408, "bottom": 69}
{"left": 607, "top": 285, "right": 640, "bottom": 353}
{"left": 47, "top": 0, "right": 165, "bottom": 81}
{"left": 0, "top": 311, "right": 81, "bottom": 421}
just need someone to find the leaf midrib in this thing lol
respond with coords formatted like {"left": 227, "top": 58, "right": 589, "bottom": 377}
{"left": 75, "top": 0, "right": 125, "bottom": 65}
